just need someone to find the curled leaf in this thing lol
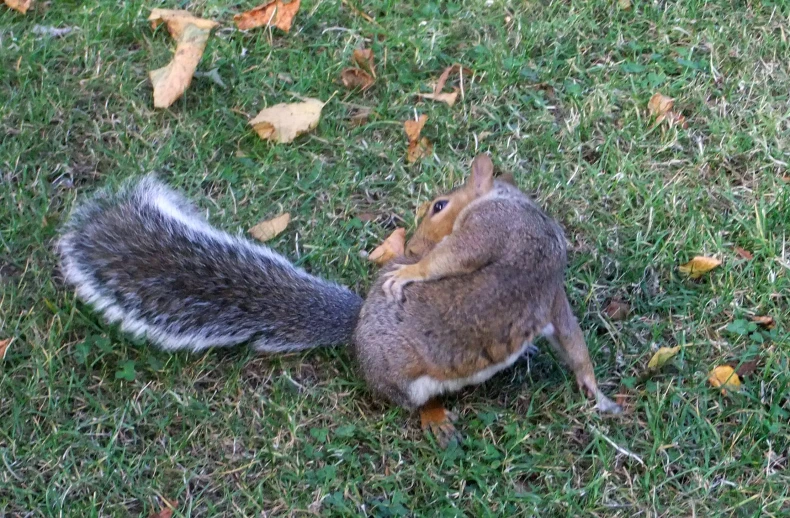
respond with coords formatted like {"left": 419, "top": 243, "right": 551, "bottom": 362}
{"left": 248, "top": 213, "right": 291, "bottom": 242}
{"left": 432, "top": 64, "right": 472, "bottom": 96}
{"left": 234, "top": 0, "right": 301, "bottom": 32}
{"left": 648, "top": 92, "right": 687, "bottom": 128}
{"left": 148, "top": 9, "right": 219, "bottom": 109}
{"left": 340, "top": 68, "right": 375, "bottom": 91}
{"left": 249, "top": 98, "right": 324, "bottom": 143}
{"left": 647, "top": 346, "right": 681, "bottom": 370}
{"left": 679, "top": 256, "right": 721, "bottom": 279}
{"left": 369, "top": 228, "right": 406, "bottom": 266}
{"left": 708, "top": 365, "right": 741, "bottom": 395}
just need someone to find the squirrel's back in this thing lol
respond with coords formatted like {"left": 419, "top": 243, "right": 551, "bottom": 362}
{"left": 58, "top": 176, "right": 363, "bottom": 352}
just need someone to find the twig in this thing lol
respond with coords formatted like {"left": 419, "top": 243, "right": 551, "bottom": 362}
{"left": 589, "top": 425, "right": 645, "bottom": 466}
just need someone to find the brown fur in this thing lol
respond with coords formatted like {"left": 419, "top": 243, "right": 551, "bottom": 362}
{"left": 353, "top": 154, "right": 618, "bottom": 421}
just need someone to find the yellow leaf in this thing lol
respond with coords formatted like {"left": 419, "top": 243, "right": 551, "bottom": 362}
{"left": 708, "top": 365, "right": 741, "bottom": 395}
{"left": 4, "top": 0, "right": 31, "bottom": 14}
{"left": 417, "top": 88, "right": 459, "bottom": 107}
{"left": 368, "top": 228, "right": 406, "bottom": 266}
{"left": 234, "top": 0, "right": 301, "bottom": 32}
{"left": 148, "top": 9, "right": 219, "bottom": 109}
{"left": 248, "top": 213, "right": 290, "bottom": 242}
{"left": 249, "top": 98, "right": 325, "bottom": 143}
{"left": 617, "top": 0, "right": 632, "bottom": 10}
{"left": 647, "top": 346, "right": 680, "bottom": 370}
{"left": 678, "top": 256, "right": 721, "bottom": 279}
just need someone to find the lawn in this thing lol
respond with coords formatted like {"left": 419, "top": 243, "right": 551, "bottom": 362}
{"left": 1, "top": 0, "right": 789, "bottom": 516}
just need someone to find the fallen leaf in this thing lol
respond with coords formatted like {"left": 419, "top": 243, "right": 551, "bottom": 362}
{"left": 356, "top": 212, "right": 376, "bottom": 222}
{"left": 4, "top": 0, "right": 31, "bottom": 14}
{"left": 368, "top": 228, "right": 406, "bottom": 266}
{"left": 148, "top": 9, "right": 219, "bottom": 109}
{"left": 347, "top": 106, "right": 373, "bottom": 126}
{"left": 679, "top": 256, "right": 721, "bottom": 279}
{"left": 404, "top": 114, "right": 428, "bottom": 142}
{"left": 234, "top": 0, "right": 301, "bottom": 32}
{"left": 407, "top": 137, "right": 432, "bottom": 163}
{"left": 618, "top": 0, "right": 632, "bottom": 10}
{"left": 417, "top": 88, "right": 459, "bottom": 107}
{"left": 733, "top": 358, "right": 760, "bottom": 378}
{"left": 432, "top": 64, "right": 472, "bottom": 96}
{"left": 708, "top": 365, "right": 741, "bottom": 395}
{"left": 353, "top": 47, "right": 375, "bottom": 76}
{"left": 647, "top": 346, "right": 681, "bottom": 370}
{"left": 340, "top": 68, "right": 375, "bottom": 91}
{"left": 404, "top": 114, "right": 432, "bottom": 163}
{"left": 249, "top": 213, "right": 291, "bottom": 242}
{"left": 647, "top": 92, "right": 687, "bottom": 128}
{"left": 751, "top": 315, "right": 775, "bottom": 329}
{"left": 249, "top": 98, "right": 324, "bottom": 143}
{"left": 603, "top": 299, "right": 631, "bottom": 321}
{"left": 0, "top": 338, "right": 11, "bottom": 360}
{"left": 148, "top": 499, "right": 177, "bottom": 518}
{"left": 734, "top": 246, "right": 754, "bottom": 260}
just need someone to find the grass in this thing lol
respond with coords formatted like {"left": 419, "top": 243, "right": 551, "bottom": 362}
{"left": 1, "top": 0, "right": 789, "bottom": 515}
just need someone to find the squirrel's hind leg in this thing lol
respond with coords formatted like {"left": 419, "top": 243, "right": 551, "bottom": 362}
{"left": 419, "top": 398, "right": 462, "bottom": 448}
{"left": 544, "top": 292, "right": 622, "bottom": 415}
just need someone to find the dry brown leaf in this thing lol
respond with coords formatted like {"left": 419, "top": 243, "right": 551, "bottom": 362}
{"left": 733, "top": 357, "right": 761, "bottom": 378}
{"left": 648, "top": 92, "right": 687, "bottom": 128}
{"left": 407, "top": 137, "right": 432, "bottom": 163}
{"left": 734, "top": 246, "right": 754, "bottom": 260}
{"left": 147, "top": 499, "right": 177, "bottom": 518}
{"left": 4, "top": 0, "right": 31, "bottom": 14}
{"left": 352, "top": 48, "right": 375, "bottom": 77}
{"left": 647, "top": 346, "right": 681, "bottom": 370}
{"left": 0, "top": 338, "right": 11, "bottom": 360}
{"left": 234, "top": 0, "right": 301, "bottom": 32}
{"left": 369, "top": 228, "right": 406, "bottom": 266}
{"left": 614, "top": 391, "right": 635, "bottom": 414}
{"left": 708, "top": 365, "right": 741, "bottom": 395}
{"left": 148, "top": 9, "right": 219, "bottom": 109}
{"left": 249, "top": 213, "right": 291, "bottom": 242}
{"left": 433, "top": 64, "right": 472, "bottom": 96}
{"left": 347, "top": 106, "right": 373, "bottom": 126}
{"left": 678, "top": 256, "right": 721, "bottom": 279}
{"left": 404, "top": 114, "right": 428, "bottom": 143}
{"left": 341, "top": 68, "right": 375, "bottom": 91}
{"left": 603, "top": 299, "right": 631, "bottom": 321}
{"left": 356, "top": 212, "right": 376, "bottom": 222}
{"left": 404, "top": 114, "right": 431, "bottom": 163}
{"left": 751, "top": 315, "right": 775, "bottom": 329}
{"left": 249, "top": 98, "right": 324, "bottom": 143}
{"left": 417, "top": 88, "right": 459, "bottom": 107}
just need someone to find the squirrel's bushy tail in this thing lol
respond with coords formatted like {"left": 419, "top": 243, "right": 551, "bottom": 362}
{"left": 57, "top": 176, "right": 363, "bottom": 352}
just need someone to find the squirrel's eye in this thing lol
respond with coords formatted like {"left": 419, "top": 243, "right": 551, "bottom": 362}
{"left": 433, "top": 200, "right": 447, "bottom": 213}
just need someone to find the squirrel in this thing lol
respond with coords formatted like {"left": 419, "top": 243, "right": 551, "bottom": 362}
{"left": 58, "top": 154, "right": 620, "bottom": 447}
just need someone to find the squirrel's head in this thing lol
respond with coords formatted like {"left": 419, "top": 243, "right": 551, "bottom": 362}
{"left": 406, "top": 154, "right": 507, "bottom": 258}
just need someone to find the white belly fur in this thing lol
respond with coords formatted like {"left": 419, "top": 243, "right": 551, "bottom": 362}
{"left": 406, "top": 325, "right": 555, "bottom": 407}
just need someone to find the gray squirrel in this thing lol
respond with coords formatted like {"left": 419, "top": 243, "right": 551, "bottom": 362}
{"left": 58, "top": 154, "right": 620, "bottom": 446}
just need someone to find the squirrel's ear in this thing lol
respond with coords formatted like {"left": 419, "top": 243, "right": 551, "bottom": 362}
{"left": 470, "top": 154, "right": 494, "bottom": 195}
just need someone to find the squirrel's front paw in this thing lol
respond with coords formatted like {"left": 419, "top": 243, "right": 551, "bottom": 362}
{"left": 382, "top": 264, "right": 423, "bottom": 302}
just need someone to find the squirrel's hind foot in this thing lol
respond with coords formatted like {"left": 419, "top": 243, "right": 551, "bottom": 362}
{"left": 419, "top": 399, "right": 462, "bottom": 449}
